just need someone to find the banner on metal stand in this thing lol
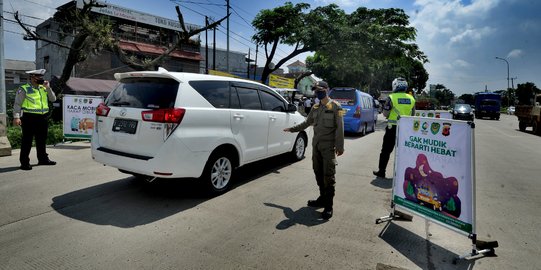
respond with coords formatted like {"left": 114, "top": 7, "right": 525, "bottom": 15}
{"left": 392, "top": 116, "right": 475, "bottom": 235}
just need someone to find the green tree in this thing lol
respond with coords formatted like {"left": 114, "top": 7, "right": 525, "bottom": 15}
{"left": 433, "top": 84, "right": 455, "bottom": 106}
{"left": 252, "top": 3, "right": 345, "bottom": 84}
{"left": 516, "top": 82, "right": 540, "bottom": 105}
{"left": 457, "top": 94, "right": 475, "bottom": 105}
{"left": 305, "top": 7, "right": 428, "bottom": 93}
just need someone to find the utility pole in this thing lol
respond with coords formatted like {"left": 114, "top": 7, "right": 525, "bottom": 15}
{"left": 213, "top": 24, "right": 216, "bottom": 71}
{"left": 495, "top": 56, "right": 510, "bottom": 108}
{"left": 253, "top": 46, "right": 258, "bottom": 80}
{"left": 511, "top": 77, "right": 517, "bottom": 89}
{"left": 226, "top": 0, "right": 230, "bottom": 73}
{"left": 0, "top": 0, "right": 6, "bottom": 114}
{"left": 246, "top": 48, "right": 250, "bottom": 79}
{"left": 205, "top": 16, "right": 209, "bottom": 74}
{"left": 0, "top": 0, "right": 13, "bottom": 156}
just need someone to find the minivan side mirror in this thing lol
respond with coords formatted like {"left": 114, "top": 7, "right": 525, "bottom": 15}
{"left": 287, "top": 103, "right": 298, "bottom": 113}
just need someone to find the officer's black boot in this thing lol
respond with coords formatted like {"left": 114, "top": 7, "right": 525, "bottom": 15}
{"left": 307, "top": 188, "right": 325, "bottom": 208}
{"left": 321, "top": 188, "right": 334, "bottom": 220}
{"left": 373, "top": 170, "right": 385, "bottom": 178}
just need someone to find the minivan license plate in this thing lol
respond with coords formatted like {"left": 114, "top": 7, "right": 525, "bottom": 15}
{"left": 113, "top": 119, "right": 137, "bottom": 134}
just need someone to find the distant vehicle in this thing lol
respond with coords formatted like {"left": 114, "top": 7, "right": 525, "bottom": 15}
{"left": 451, "top": 104, "right": 474, "bottom": 121}
{"left": 507, "top": 106, "right": 515, "bottom": 115}
{"left": 474, "top": 92, "right": 501, "bottom": 120}
{"left": 415, "top": 99, "right": 435, "bottom": 110}
{"left": 516, "top": 94, "right": 541, "bottom": 135}
{"left": 91, "top": 69, "right": 307, "bottom": 194}
{"left": 329, "top": 87, "right": 377, "bottom": 135}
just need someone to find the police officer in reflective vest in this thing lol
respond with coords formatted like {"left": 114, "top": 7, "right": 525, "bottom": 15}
{"left": 12, "top": 69, "right": 57, "bottom": 170}
{"left": 284, "top": 81, "right": 345, "bottom": 220}
{"left": 373, "top": 77, "right": 415, "bottom": 179}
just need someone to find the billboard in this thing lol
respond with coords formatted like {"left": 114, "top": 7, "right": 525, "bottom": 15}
{"left": 269, "top": 74, "right": 295, "bottom": 89}
{"left": 63, "top": 95, "right": 103, "bottom": 139}
{"left": 393, "top": 116, "right": 475, "bottom": 235}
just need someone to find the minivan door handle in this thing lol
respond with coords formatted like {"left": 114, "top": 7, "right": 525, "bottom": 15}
{"left": 233, "top": 114, "right": 245, "bottom": 119}
{"left": 269, "top": 115, "right": 276, "bottom": 121}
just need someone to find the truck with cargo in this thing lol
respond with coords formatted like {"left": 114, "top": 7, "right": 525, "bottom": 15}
{"left": 516, "top": 94, "right": 541, "bottom": 135}
{"left": 474, "top": 92, "right": 501, "bottom": 120}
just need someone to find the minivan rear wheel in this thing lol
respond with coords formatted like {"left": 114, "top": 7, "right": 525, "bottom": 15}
{"left": 291, "top": 134, "right": 306, "bottom": 161}
{"left": 202, "top": 152, "right": 233, "bottom": 193}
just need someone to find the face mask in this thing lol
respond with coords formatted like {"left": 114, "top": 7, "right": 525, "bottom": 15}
{"left": 316, "top": 90, "right": 327, "bottom": 100}
{"left": 36, "top": 79, "right": 45, "bottom": 84}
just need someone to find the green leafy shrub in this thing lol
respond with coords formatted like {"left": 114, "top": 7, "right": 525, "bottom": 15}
{"left": 7, "top": 120, "right": 65, "bottom": 149}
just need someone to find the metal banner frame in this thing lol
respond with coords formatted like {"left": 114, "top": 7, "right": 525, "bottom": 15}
{"left": 376, "top": 116, "right": 497, "bottom": 262}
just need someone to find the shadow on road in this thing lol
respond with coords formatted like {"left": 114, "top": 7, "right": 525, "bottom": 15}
{"left": 378, "top": 222, "right": 474, "bottom": 270}
{"left": 370, "top": 177, "right": 393, "bottom": 189}
{"left": 51, "top": 153, "right": 298, "bottom": 228}
{"left": 264, "top": 203, "right": 328, "bottom": 230}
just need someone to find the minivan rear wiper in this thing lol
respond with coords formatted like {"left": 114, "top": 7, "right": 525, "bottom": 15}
{"left": 111, "top": 101, "right": 131, "bottom": 106}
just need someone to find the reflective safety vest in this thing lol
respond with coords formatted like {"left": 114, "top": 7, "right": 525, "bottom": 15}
{"left": 21, "top": 84, "right": 49, "bottom": 114}
{"left": 388, "top": 92, "right": 415, "bottom": 126}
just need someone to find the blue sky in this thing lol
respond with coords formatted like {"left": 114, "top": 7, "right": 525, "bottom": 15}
{"left": 3, "top": 0, "right": 540, "bottom": 95}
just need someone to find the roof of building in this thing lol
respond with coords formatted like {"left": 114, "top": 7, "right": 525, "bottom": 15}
{"left": 51, "top": 76, "right": 118, "bottom": 97}
{"left": 287, "top": 60, "right": 306, "bottom": 68}
{"left": 118, "top": 41, "right": 202, "bottom": 61}
{"left": 4, "top": 59, "right": 35, "bottom": 71}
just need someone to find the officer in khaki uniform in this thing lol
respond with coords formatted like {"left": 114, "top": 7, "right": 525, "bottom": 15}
{"left": 12, "top": 69, "right": 57, "bottom": 170}
{"left": 284, "top": 81, "right": 344, "bottom": 220}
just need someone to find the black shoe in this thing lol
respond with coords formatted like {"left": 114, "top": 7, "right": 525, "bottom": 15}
{"left": 322, "top": 208, "right": 333, "bottom": 220}
{"left": 373, "top": 170, "right": 385, "bottom": 178}
{"left": 20, "top": 164, "right": 32, "bottom": 170}
{"left": 38, "top": 159, "right": 56, "bottom": 166}
{"left": 307, "top": 198, "right": 325, "bottom": 208}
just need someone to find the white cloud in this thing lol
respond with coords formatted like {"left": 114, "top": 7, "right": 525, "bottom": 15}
{"left": 449, "top": 26, "right": 495, "bottom": 45}
{"left": 454, "top": 59, "right": 472, "bottom": 68}
{"left": 507, "top": 49, "right": 523, "bottom": 58}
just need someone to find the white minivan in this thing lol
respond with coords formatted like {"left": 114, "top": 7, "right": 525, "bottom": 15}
{"left": 91, "top": 68, "right": 307, "bottom": 193}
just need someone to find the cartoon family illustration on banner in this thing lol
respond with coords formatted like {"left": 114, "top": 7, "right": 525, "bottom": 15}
{"left": 394, "top": 116, "right": 474, "bottom": 234}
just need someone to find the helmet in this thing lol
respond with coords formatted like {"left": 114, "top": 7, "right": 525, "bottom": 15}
{"left": 392, "top": 77, "right": 408, "bottom": 92}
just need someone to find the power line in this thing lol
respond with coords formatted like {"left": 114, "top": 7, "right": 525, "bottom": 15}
{"left": 3, "top": 29, "right": 25, "bottom": 36}
{"left": 174, "top": 0, "right": 224, "bottom": 6}
{"left": 3, "top": 10, "right": 47, "bottom": 21}
{"left": 21, "top": 0, "right": 55, "bottom": 9}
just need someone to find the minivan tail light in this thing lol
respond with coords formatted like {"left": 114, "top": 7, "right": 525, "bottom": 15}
{"left": 141, "top": 108, "right": 186, "bottom": 123}
{"left": 96, "top": 103, "right": 110, "bottom": 117}
{"left": 354, "top": 106, "right": 361, "bottom": 118}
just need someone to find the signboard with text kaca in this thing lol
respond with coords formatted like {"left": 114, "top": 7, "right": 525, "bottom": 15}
{"left": 393, "top": 116, "right": 474, "bottom": 235}
{"left": 63, "top": 95, "right": 104, "bottom": 139}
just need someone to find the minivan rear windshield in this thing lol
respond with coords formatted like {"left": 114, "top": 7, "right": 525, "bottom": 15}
{"left": 330, "top": 89, "right": 357, "bottom": 104}
{"left": 106, "top": 77, "right": 179, "bottom": 109}
{"left": 329, "top": 89, "right": 355, "bottom": 99}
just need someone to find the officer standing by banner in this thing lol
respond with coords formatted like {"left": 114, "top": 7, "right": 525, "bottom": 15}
{"left": 284, "top": 81, "right": 344, "bottom": 220}
{"left": 373, "top": 77, "right": 415, "bottom": 179}
{"left": 12, "top": 69, "right": 57, "bottom": 170}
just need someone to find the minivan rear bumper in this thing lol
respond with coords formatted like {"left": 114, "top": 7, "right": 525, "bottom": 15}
{"left": 91, "top": 137, "right": 209, "bottom": 179}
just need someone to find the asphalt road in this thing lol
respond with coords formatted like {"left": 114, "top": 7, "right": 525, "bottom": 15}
{"left": 0, "top": 114, "right": 540, "bottom": 270}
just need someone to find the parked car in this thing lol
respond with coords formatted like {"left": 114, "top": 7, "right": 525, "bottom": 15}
{"left": 91, "top": 68, "right": 307, "bottom": 193}
{"left": 328, "top": 87, "right": 377, "bottom": 135}
{"left": 507, "top": 106, "right": 515, "bottom": 115}
{"left": 451, "top": 104, "right": 474, "bottom": 121}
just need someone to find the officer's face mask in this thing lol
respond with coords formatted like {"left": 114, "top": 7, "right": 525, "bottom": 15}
{"left": 34, "top": 76, "right": 45, "bottom": 84}
{"left": 315, "top": 90, "right": 327, "bottom": 100}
